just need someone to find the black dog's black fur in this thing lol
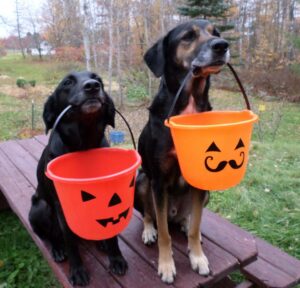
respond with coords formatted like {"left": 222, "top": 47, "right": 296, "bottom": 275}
{"left": 135, "top": 20, "right": 229, "bottom": 283}
{"left": 29, "top": 71, "right": 127, "bottom": 286}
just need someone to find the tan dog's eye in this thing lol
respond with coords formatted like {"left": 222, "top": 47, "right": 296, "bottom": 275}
{"left": 182, "top": 30, "right": 197, "bottom": 42}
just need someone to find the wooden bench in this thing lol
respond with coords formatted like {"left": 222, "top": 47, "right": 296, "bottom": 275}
{"left": 0, "top": 136, "right": 299, "bottom": 288}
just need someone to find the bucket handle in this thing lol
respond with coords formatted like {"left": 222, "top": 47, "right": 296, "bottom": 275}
{"left": 166, "top": 63, "right": 251, "bottom": 122}
{"left": 45, "top": 103, "right": 137, "bottom": 171}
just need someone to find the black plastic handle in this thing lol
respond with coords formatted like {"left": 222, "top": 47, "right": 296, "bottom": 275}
{"left": 166, "top": 63, "right": 251, "bottom": 122}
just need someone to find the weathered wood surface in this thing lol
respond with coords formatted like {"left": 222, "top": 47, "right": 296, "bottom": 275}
{"left": 4, "top": 136, "right": 299, "bottom": 288}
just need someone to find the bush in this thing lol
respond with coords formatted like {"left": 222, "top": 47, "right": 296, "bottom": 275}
{"left": 54, "top": 46, "right": 84, "bottom": 62}
{"left": 28, "top": 80, "right": 36, "bottom": 87}
{"left": 16, "top": 78, "right": 27, "bottom": 88}
{"left": 126, "top": 84, "right": 148, "bottom": 101}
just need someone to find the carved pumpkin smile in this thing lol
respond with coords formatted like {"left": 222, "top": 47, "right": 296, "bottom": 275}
{"left": 97, "top": 208, "right": 130, "bottom": 227}
{"left": 204, "top": 139, "right": 245, "bottom": 173}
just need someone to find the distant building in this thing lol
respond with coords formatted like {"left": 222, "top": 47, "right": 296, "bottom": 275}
{"left": 28, "top": 41, "right": 55, "bottom": 56}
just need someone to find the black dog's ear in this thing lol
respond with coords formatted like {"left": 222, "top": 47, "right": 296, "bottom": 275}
{"left": 105, "top": 95, "right": 115, "bottom": 128}
{"left": 43, "top": 94, "right": 57, "bottom": 134}
{"left": 144, "top": 37, "right": 165, "bottom": 77}
{"left": 213, "top": 27, "right": 221, "bottom": 37}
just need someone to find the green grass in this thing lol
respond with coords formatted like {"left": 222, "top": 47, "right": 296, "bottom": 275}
{"left": 0, "top": 211, "right": 60, "bottom": 288}
{"left": 0, "top": 53, "right": 84, "bottom": 85}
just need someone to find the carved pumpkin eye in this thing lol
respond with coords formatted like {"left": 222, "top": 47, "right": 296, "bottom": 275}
{"left": 109, "top": 193, "right": 122, "bottom": 207}
{"left": 206, "top": 142, "right": 221, "bottom": 152}
{"left": 129, "top": 176, "right": 135, "bottom": 187}
{"left": 235, "top": 138, "right": 245, "bottom": 150}
{"left": 81, "top": 190, "right": 96, "bottom": 202}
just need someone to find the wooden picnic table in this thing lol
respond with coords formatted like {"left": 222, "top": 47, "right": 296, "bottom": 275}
{"left": 0, "top": 136, "right": 299, "bottom": 288}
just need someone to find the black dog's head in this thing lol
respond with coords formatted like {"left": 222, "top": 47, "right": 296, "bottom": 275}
{"left": 43, "top": 71, "right": 115, "bottom": 133}
{"left": 144, "top": 19, "right": 230, "bottom": 92}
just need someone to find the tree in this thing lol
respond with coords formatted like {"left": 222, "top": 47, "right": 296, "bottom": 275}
{"left": 15, "top": 0, "right": 26, "bottom": 59}
{"left": 178, "top": 0, "right": 231, "bottom": 19}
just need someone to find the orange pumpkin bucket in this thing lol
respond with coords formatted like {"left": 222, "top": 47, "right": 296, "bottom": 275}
{"left": 45, "top": 105, "right": 141, "bottom": 240}
{"left": 46, "top": 148, "right": 141, "bottom": 240}
{"left": 165, "top": 64, "right": 258, "bottom": 191}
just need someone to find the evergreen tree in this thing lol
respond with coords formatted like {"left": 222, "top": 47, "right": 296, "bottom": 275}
{"left": 178, "top": 0, "right": 230, "bottom": 19}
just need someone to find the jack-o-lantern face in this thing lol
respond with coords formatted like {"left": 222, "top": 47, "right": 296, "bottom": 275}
{"left": 57, "top": 174, "right": 135, "bottom": 240}
{"left": 81, "top": 189, "right": 130, "bottom": 228}
{"left": 204, "top": 138, "right": 245, "bottom": 172}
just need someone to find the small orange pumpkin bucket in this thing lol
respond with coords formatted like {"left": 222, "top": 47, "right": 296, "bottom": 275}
{"left": 45, "top": 105, "right": 141, "bottom": 240}
{"left": 165, "top": 64, "right": 258, "bottom": 191}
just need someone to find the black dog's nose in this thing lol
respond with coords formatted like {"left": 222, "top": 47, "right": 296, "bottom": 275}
{"left": 210, "top": 39, "right": 229, "bottom": 55}
{"left": 83, "top": 79, "right": 101, "bottom": 94}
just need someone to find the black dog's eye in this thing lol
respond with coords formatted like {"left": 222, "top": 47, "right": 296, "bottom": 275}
{"left": 63, "top": 79, "right": 74, "bottom": 87}
{"left": 182, "top": 30, "right": 197, "bottom": 42}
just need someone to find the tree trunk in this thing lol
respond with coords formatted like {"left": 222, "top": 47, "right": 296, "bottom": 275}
{"left": 15, "top": 0, "right": 25, "bottom": 59}
{"left": 108, "top": 0, "right": 114, "bottom": 96}
{"left": 116, "top": 5, "right": 124, "bottom": 108}
{"left": 82, "top": 0, "right": 91, "bottom": 71}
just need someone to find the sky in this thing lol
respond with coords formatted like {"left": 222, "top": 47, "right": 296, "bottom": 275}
{"left": 0, "top": 0, "right": 44, "bottom": 38}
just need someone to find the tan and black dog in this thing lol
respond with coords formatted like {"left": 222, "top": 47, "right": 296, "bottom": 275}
{"left": 134, "top": 19, "right": 230, "bottom": 283}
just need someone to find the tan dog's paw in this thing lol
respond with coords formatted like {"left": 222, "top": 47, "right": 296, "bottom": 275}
{"left": 158, "top": 258, "right": 176, "bottom": 283}
{"left": 142, "top": 225, "right": 157, "bottom": 245}
{"left": 189, "top": 252, "right": 210, "bottom": 276}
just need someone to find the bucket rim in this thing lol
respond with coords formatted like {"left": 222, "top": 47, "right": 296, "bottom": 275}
{"left": 165, "top": 110, "right": 258, "bottom": 129}
{"left": 46, "top": 147, "right": 141, "bottom": 184}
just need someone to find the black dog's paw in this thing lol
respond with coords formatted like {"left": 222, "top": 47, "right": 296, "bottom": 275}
{"left": 69, "top": 265, "right": 90, "bottom": 286}
{"left": 109, "top": 255, "right": 128, "bottom": 276}
{"left": 51, "top": 247, "right": 66, "bottom": 263}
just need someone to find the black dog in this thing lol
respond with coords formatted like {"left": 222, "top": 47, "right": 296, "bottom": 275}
{"left": 135, "top": 20, "right": 230, "bottom": 283}
{"left": 29, "top": 71, "right": 128, "bottom": 286}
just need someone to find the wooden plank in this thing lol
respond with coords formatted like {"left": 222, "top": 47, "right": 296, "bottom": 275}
{"left": 212, "top": 277, "right": 236, "bottom": 288}
{"left": 0, "top": 145, "right": 122, "bottom": 288}
{"left": 0, "top": 148, "right": 71, "bottom": 287}
{"left": 169, "top": 222, "right": 239, "bottom": 287}
{"left": 0, "top": 140, "right": 38, "bottom": 187}
{"left": 0, "top": 190, "right": 9, "bottom": 210}
{"left": 83, "top": 238, "right": 171, "bottom": 288}
{"left": 34, "top": 134, "right": 49, "bottom": 146}
{"left": 17, "top": 138, "right": 44, "bottom": 160}
{"left": 235, "top": 280, "right": 255, "bottom": 288}
{"left": 202, "top": 209, "right": 257, "bottom": 266}
{"left": 124, "top": 211, "right": 240, "bottom": 288}
{"left": 242, "top": 258, "right": 297, "bottom": 288}
{"left": 256, "top": 238, "right": 300, "bottom": 280}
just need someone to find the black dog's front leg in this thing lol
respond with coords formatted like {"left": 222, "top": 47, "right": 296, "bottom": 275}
{"left": 98, "top": 237, "right": 128, "bottom": 275}
{"left": 55, "top": 202, "right": 90, "bottom": 286}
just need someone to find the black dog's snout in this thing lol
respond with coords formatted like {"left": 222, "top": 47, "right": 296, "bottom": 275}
{"left": 210, "top": 39, "right": 229, "bottom": 55}
{"left": 83, "top": 79, "right": 101, "bottom": 94}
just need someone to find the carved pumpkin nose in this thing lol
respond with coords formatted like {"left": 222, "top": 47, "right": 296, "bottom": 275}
{"left": 109, "top": 193, "right": 122, "bottom": 207}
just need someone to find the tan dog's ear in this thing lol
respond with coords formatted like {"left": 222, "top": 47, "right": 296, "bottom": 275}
{"left": 144, "top": 37, "right": 166, "bottom": 78}
{"left": 43, "top": 94, "right": 57, "bottom": 134}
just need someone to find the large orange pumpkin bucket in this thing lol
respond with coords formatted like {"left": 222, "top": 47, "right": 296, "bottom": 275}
{"left": 165, "top": 64, "right": 258, "bottom": 191}
{"left": 45, "top": 106, "right": 141, "bottom": 240}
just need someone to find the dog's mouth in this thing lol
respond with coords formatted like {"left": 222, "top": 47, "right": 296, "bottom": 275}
{"left": 96, "top": 208, "right": 130, "bottom": 227}
{"left": 192, "top": 60, "right": 225, "bottom": 78}
{"left": 80, "top": 98, "right": 102, "bottom": 114}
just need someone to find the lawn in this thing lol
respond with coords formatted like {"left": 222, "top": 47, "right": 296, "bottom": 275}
{"left": 0, "top": 55, "right": 299, "bottom": 287}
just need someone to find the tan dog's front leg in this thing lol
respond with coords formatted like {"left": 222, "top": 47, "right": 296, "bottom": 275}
{"left": 188, "top": 189, "right": 210, "bottom": 276}
{"left": 153, "top": 191, "right": 176, "bottom": 283}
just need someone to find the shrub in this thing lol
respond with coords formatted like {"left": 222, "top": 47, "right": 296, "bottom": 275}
{"left": 126, "top": 84, "right": 148, "bottom": 101}
{"left": 28, "top": 80, "right": 36, "bottom": 87}
{"left": 54, "top": 46, "right": 84, "bottom": 62}
{"left": 16, "top": 78, "right": 27, "bottom": 88}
